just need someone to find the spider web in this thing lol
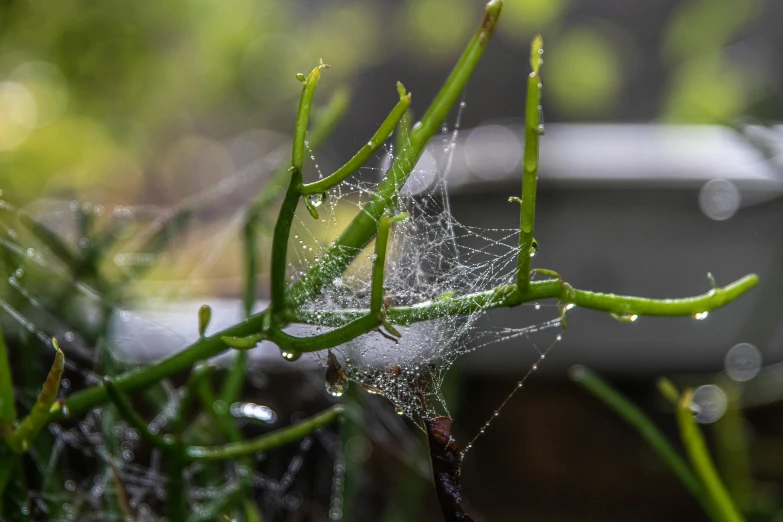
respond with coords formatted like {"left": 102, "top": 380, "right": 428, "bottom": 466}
{"left": 289, "top": 99, "right": 567, "bottom": 427}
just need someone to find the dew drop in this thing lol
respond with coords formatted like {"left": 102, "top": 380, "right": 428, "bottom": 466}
{"left": 326, "top": 380, "right": 346, "bottom": 398}
{"left": 610, "top": 313, "right": 638, "bottom": 323}
{"left": 187, "top": 446, "right": 207, "bottom": 458}
{"left": 530, "top": 239, "right": 539, "bottom": 257}
{"left": 282, "top": 351, "right": 301, "bottom": 361}
{"left": 307, "top": 192, "right": 326, "bottom": 208}
{"left": 536, "top": 105, "right": 545, "bottom": 135}
{"left": 534, "top": 303, "right": 541, "bottom": 310}
{"left": 693, "top": 311, "right": 709, "bottom": 321}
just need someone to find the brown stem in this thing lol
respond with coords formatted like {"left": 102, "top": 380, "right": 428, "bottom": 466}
{"left": 426, "top": 417, "right": 474, "bottom": 522}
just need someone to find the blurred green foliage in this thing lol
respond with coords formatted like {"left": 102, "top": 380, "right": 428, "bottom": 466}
{"left": 0, "top": 0, "right": 773, "bottom": 206}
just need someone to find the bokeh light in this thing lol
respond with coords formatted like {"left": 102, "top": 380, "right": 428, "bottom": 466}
{"left": 691, "top": 384, "right": 728, "bottom": 424}
{"left": 725, "top": 342, "right": 763, "bottom": 382}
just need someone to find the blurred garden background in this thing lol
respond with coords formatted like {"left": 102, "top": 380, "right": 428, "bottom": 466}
{"left": 1, "top": 0, "right": 782, "bottom": 520}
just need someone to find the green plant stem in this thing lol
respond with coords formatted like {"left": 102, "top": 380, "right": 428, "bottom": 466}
{"left": 197, "top": 373, "right": 243, "bottom": 443}
{"left": 714, "top": 380, "right": 753, "bottom": 511}
{"left": 6, "top": 340, "right": 63, "bottom": 453}
{"left": 267, "top": 314, "right": 381, "bottom": 353}
{"left": 185, "top": 405, "right": 343, "bottom": 462}
{"left": 166, "top": 450, "right": 188, "bottom": 522}
{"left": 285, "top": 0, "right": 504, "bottom": 310}
{"left": 371, "top": 216, "right": 391, "bottom": 315}
{"left": 270, "top": 166, "right": 302, "bottom": 316}
{"left": 0, "top": 324, "right": 15, "bottom": 431}
{"left": 394, "top": 83, "right": 413, "bottom": 155}
{"left": 517, "top": 35, "right": 543, "bottom": 291}
{"left": 677, "top": 389, "right": 745, "bottom": 522}
{"left": 570, "top": 366, "right": 716, "bottom": 519}
{"left": 172, "top": 365, "right": 212, "bottom": 437}
{"left": 293, "top": 63, "right": 326, "bottom": 171}
{"left": 243, "top": 88, "right": 350, "bottom": 330}
{"left": 301, "top": 93, "right": 411, "bottom": 195}
{"left": 293, "top": 274, "right": 759, "bottom": 326}
{"left": 56, "top": 314, "right": 269, "bottom": 419}
{"left": 270, "top": 61, "right": 327, "bottom": 314}
{"left": 371, "top": 214, "right": 407, "bottom": 314}
{"left": 102, "top": 377, "right": 172, "bottom": 451}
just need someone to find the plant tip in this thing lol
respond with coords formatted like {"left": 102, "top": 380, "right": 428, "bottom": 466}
{"left": 530, "top": 35, "right": 544, "bottom": 73}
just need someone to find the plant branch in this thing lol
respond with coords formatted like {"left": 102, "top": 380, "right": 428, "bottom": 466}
{"left": 0, "top": 324, "right": 15, "bottom": 431}
{"left": 185, "top": 405, "right": 343, "bottom": 461}
{"left": 292, "top": 274, "right": 759, "bottom": 326}
{"left": 677, "top": 389, "right": 745, "bottom": 522}
{"left": 270, "top": 60, "right": 328, "bottom": 315}
{"left": 301, "top": 91, "right": 411, "bottom": 195}
{"left": 516, "top": 35, "right": 543, "bottom": 290}
{"left": 5, "top": 340, "right": 64, "bottom": 453}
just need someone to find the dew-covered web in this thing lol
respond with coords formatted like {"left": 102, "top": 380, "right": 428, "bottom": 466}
{"left": 288, "top": 98, "right": 568, "bottom": 432}
{"left": 0, "top": 94, "right": 566, "bottom": 518}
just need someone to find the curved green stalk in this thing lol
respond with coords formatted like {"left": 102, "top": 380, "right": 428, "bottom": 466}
{"left": 677, "top": 389, "right": 745, "bottom": 522}
{"left": 267, "top": 314, "right": 381, "bottom": 353}
{"left": 570, "top": 366, "right": 717, "bottom": 519}
{"left": 270, "top": 61, "right": 328, "bottom": 314}
{"left": 6, "top": 340, "right": 64, "bottom": 453}
{"left": 0, "top": 324, "right": 15, "bottom": 431}
{"left": 292, "top": 61, "right": 328, "bottom": 171}
{"left": 517, "top": 35, "right": 543, "bottom": 290}
{"left": 243, "top": 88, "right": 350, "bottom": 321}
{"left": 371, "top": 213, "right": 408, "bottom": 314}
{"left": 301, "top": 92, "right": 411, "bottom": 195}
{"left": 185, "top": 405, "right": 343, "bottom": 461}
{"left": 56, "top": 312, "right": 271, "bottom": 419}
{"left": 293, "top": 274, "right": 759, "bottom": 326}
